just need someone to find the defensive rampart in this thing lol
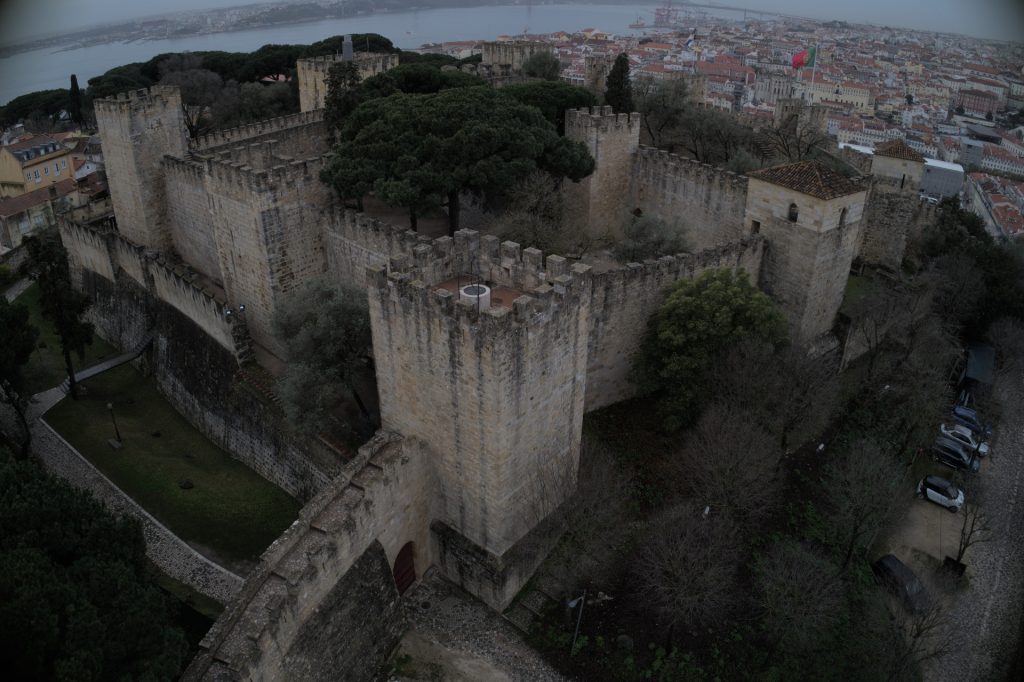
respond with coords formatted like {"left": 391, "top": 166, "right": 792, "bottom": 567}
{"left": 296, "top": 53, "right": 400, "bottom": 112}
{"left": 858, "top": 178, "right": 939, "bottom": 270}
{"left": 192, "top": 110, "right": 326, "bottom": 157}
{"left": 182, "top": 432, "right": 437, "bottom": 682}
{"left": 584, "top": 236, "right": 767, "bottom": 411}
{"left": 631, "top": 146, "right": 750, "bottom": 251}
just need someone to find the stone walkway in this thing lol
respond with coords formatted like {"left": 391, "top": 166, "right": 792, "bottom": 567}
{"left": 389, "top": 573, "right": 566, "bottom": 682}
{"left": 925, "top": 371, "right": 1024, "bottom": 682}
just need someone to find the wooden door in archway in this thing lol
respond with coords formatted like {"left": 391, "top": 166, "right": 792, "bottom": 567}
{"left": 393, "top": 542, "right": 416, "bottom": 595}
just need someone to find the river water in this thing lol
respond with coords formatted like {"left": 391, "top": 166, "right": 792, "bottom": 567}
{"left": 0, "top": 4, "right": 680, "bottom": 105}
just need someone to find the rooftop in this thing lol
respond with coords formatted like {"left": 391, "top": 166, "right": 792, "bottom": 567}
{"left": 748, "top": 160, "right": 866, "bottom": 200}
{"left": 874, "top": 138, "right": 925, "bottom": 162}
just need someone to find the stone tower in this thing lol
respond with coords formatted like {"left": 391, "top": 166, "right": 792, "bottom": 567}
{"left": 563, "top": 106, "right": 641, "bottom": 240}
{"left": 94, "top": 87, "right": 187, "bottom": 250}
{"left": 366, "top": 231, "right": 592, "bottom": 607}
{"left": 745, "top": 161, "right": 868, "bottom": 343}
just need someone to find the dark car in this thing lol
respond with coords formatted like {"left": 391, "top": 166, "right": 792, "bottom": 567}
{"left": 952, "top": 405, "right": 991, "bottom": 438}
{"left": 932, "top": 436, "right": 981, "bottom": 473}
{"left": 872, "top": 554, "right": 930, "bottom": 613}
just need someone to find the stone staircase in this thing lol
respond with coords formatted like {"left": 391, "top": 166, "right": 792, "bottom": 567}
{"left": 59, "top": 330, "right": 156, "bottom": 394}
{"left": 504, "top": 574, "right": 565, "bottom": 633}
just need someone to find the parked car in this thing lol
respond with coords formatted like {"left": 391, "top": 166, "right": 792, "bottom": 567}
{"left": 932, "top": 436, "right": 981, "bottom": 473}
{"left": 940, "top": 423, "right": 990, "bottom": 457}
{"left": 952, "top": 405, "right": 991, "bottom": 438}
{"left": 916, "top": 474, "right": 965, "bottom": 512}
{"left": 872, "top": 554, "right": 931, "bottom": 613}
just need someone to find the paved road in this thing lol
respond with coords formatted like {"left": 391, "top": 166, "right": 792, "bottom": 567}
{"left": 926, "top": 372, "right": 1024, "bottom": 682}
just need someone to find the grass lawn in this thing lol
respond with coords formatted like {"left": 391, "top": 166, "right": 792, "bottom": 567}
{"left": 13, "top": 283, "right": 119, "bottom": 393}
{"left": 45, "top": 364, "right": 300, "bottom": 570}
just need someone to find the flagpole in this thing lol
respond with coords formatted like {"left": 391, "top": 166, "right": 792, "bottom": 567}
{"left": 809, "top": 43, "right": 818, "bottom": 104}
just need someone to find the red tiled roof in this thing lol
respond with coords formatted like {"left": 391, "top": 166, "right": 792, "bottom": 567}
{"left": 0, "top": 178, "right": 76, "bottom": 218}
{"left": 748, "top": 160, "right": 867, "bottom": 200}
{"left": 874, "top": 139, "right": 925, "bottom": 162}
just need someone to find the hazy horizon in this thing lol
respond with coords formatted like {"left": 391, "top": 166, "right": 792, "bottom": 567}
{"left": 0, "top": 0, "right": 1023, "bottom": 46}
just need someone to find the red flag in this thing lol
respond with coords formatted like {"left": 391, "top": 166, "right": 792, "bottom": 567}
{"left": 792, "top": 46, "right": 816, "bottom": 69}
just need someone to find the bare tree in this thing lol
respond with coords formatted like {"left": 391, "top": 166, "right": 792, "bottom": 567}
{"left": 669, "top": 400, "right": 784, "bottom": 526}
{"left": 989, "top": 317, "right": 1024, "bottom": 381}
{"left": 710, "top": 339, "right": 840, "bottom": 452}
{"left": 822, "top": 439, "right": 907, "bottom": 571}
{"left": 931, "top": 253, "right": 986, "bottom": 328}
{"left": 633, "top": 76, "right": 691, "bottom": 149}
{"left": 859, "top": 588, "right": 952, "bottom": 682}
{"left": 757, "top": 111, "right": 830, "bottom": 162}
{"left": 954, "top": 477, "right": 993, "bottom": 566}
{"left": 158, "top": 54, "right": 225, "bottom": 138}
{"left": 493, "top": 171, "right": 598, "bottom": 257}
{"left": 632, "top": 502, "right": 745, "bottom": 636}
{"left": 754, "top": 539, "right": 843, "bottom": 662}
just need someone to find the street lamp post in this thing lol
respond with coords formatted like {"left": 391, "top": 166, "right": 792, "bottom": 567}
{"left": 107, "top": 402, "right": 122, "bottom": 447}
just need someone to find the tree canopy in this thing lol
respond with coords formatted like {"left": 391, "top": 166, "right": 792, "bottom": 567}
{"left": 322, "top": 86, "right": 595, "bottom": 233}
{"left": 20, "top": 231, "right": 94, "bottom": 398}
{"left": 635, "top": 268, "right": 787, "bottom": 430}
{"left": 272, "top": 279, "right": 373, "bottom": 438}
{"left": 0, "top": 298, "right": 39, "bottom": 457}
{"left": 500, "top": 80, "right": 597, "bottom": 134}
{"left": 0, "top": 448, "right": 187, "bottom": 680}
{"left": 604, "top": 53, "right": 634, "bottom": 114}
{"left": 522, "top": 51, "right": 561, "bottom": 81}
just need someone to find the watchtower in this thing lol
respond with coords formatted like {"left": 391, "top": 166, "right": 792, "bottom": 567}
{"left": 745, "top": 161, "right": 868, "bottom": 343}
{"left": 94, "top": 87, "right": 187, "bottom": 250}
{"left": 366, "top": 230, "right": 592, "bottom": 607}
{"left": 563, "top": 106, "right": 641, "bottom": 240}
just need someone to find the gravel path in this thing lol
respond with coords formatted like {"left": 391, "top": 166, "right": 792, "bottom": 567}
{"left": 925, "top": 372, "right": 1024, "bottom": 682}
{"left": 393, "top": 572, "right": 567, "bottom": 682}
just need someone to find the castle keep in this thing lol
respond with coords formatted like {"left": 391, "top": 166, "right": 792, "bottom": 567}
{"left": 59, "top": 75, "right": 889, "bottom": 679}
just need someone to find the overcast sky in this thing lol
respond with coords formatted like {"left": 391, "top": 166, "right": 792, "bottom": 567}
{"left": 0, "top": 0, "right": 1022, "bottom": 44}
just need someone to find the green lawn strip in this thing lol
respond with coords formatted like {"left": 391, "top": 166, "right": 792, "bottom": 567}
{"left": 44, "top": 364, "right": 300, "bottom": 566}
{"left": 13, "top": 283, "right": 118, "bottom": 393}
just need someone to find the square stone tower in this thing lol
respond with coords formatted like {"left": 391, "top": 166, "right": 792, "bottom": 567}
{"left": 745, "top": 161, "right": 868, "bottom": 343}
{"left": 94, "top": 87, "right": 188, "bottom": 250}
{"left": 563, "top": 106, "right": 641, "bottom": 240}
{"left": 366, "top": 231, "right": 592, "bottom": 607}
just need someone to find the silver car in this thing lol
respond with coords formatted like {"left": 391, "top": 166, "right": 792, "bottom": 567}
{"left": 917, "top": 474, "right": 965, "bottom": 512}
{"left": 940, "top": 423, "right": 990, "bottom": 457}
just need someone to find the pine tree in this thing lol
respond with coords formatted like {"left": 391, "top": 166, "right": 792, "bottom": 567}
{"left": 69, "top": 74, "right": 82, "bottom": 126}
{"left": 604, "top": 53, "right": 635, "bottom": 114}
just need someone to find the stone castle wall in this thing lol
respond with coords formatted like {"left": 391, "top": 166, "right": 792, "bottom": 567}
{"left": 61, "top": 222, "right": 336, "bottom": 501}
{"left": 162, "top": 156, "right": 222, "bottom": 282}
{"left": 584, "top": 237, "right": 766, "bottom": 410}
{"left": 481, "top": 41, "right": 553, "bottom": 71}
{"left": 94, "top": 87, "right": 188, "bottom": 251}
{"left": 631, "top": 146, "right": 751, "bottom": 251}
{"left": 858, "top": 179, "right": 938, "bottom": 270}
{"left": 563, "top": 107, "right": 642, "bottom": 239}
{"left": 192, "top": 110, "right": 326, "bottom": 156}
{"left": 183, "top": 433, "right": 436, "bottom": 682}
{"left": 297, "top": 53, "right": 401, "bottom": 112}
{"left": 199, "top": 154, "right": 331, "bottom": 354}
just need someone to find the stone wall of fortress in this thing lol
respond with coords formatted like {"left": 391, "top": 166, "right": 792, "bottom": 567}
{"left": 183, "top": 433, "right": 436, "bottom": 682}
{"left": 191, "top": 110, "right": 326, "bottom": 156}
{"left": 296, "top": 53, "right": 401, "bottom": 113}
{"left": 584, "top": 237, "right": 766, "bottom": 411}
{"left": 631, "top": 146, "right": 751, "bottom": 251}
{"left": 58, "top": 217, "right": 336, "bottom": 501}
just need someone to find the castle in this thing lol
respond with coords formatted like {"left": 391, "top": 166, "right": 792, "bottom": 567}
{"left": 54, "top": 60, "right": 935, "bottom": 680}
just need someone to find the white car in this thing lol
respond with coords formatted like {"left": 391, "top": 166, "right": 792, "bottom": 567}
{"left": 917, "top": 475, "right": 965, "bottom": 512}
{"left": 940, "top": 423, "right": 990, "bottom": 457}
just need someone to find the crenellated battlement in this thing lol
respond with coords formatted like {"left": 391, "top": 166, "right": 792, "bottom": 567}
{"left": 200, "top": 153, "right": 325, "bottom": 194}
{"left": 93, "top": 85, "right": 181, "bottom": 114}
{"left": 162, "top": 154, "right": 207, "bottom": 184}
{"left": 191, "top": 110, "right": 325, "bottom": 152}
{"left": 296, "top": 51, "right": 400, "bottom": 72}
{"left": 634, "top": 145, "right": 749, "bottom": 190}
{"left": 370, "top": 227, "right": 591, "bottom": 333}
{"left": 565, "top": 106, "right": 642, "bottom": 136}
